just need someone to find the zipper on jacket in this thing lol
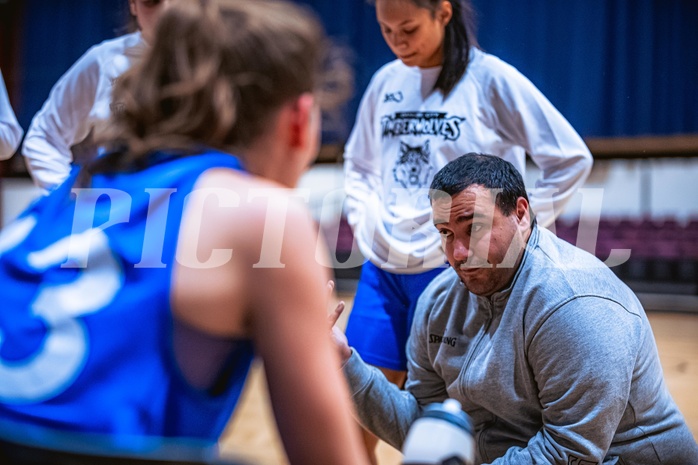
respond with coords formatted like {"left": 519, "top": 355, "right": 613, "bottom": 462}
{"left": 459, "top": 305, "right": 494, "bottom": 462}
{"left": 458, "top": 305, "right": 493, "bottom": 400}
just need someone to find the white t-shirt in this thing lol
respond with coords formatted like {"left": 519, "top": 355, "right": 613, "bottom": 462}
{"left": 22, "top": 32, "right": 147, "bottom": 191}
{"left": 344, "top": 48, "right": 592, "bottom": 272}
{"left": 0, "top": 69, "right": 24, "bottom": 160}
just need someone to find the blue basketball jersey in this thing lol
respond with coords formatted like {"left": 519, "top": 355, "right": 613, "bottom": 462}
{"left": 0, "top": 150, "right": 254, "bottom": 445}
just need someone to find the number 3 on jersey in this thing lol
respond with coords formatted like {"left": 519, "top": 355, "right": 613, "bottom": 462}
{"left": 0, "top": 215, "right": 123, "bottom": 403}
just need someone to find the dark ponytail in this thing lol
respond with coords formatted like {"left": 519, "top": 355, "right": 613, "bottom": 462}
{"left": 435, "top": 0, "right": 479, "bottom": 97}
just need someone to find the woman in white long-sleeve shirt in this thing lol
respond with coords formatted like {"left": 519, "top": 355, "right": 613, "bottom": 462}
{"left": 0, "top": 69, "right": 23, "bottom": 160}
{"left": 21, "top": 0, "right": 171, "bottom": 191}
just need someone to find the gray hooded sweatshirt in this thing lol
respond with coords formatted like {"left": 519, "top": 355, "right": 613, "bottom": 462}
{"left": 344, "top": 225, "right": 698, "bottom": 464}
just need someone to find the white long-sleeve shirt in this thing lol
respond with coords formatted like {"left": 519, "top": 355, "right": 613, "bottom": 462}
{"left": 0, "top": 70, "right": 24, "bottom": 160}
{"left": 344, "top": 48, "right": 592, "bottom": 272}
{"left": 22, "top": 32, "right": 146, "bottom": 191}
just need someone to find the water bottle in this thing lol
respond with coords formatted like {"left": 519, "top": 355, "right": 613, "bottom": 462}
{"left": 401, "top": 398, "right": 475, "bottom": 465}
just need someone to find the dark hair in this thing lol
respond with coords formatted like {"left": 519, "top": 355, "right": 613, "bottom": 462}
{"left": 429, "top": 153, "right": 529, "bottom": 216}
{"left": 371, "top": 0, "right": 479, "bottom": 97}
{"left": 434, "top": 0, "right": 479, "bottom": 97}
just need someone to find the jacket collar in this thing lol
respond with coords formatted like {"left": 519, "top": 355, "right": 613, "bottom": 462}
{"left": 475, "top": 223, "right": 539, "bottom": 309}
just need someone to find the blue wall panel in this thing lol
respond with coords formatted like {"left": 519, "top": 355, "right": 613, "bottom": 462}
{"left": 12, "top": 0, "right": 698, "bottom": 142}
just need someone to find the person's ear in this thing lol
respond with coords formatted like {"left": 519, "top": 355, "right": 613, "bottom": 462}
{"left": 515, "top": 197, "right": 531, "bottom": 231}
{"left": 438, "top": 0, "right": 453, "bottom": 26}
{"left": 129, "top": 0, "right": 138, "bottom": 17}
{"left": 288, "top": 93, "right": 316, "bottom": 150}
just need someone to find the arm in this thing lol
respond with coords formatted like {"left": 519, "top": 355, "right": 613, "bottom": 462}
{"left": 173, "top": 171, "right": 369, "bottom": 465}
{"left": 342, "top": 282, "right": 449, "bottom": 450}
{"left": 343, "top": 82, "right": 382, "bottom": 232}
{"left": 248, "top": 198, "right": 369, "bottom": 465}
{"left": 488, "top": 67, "right": 592, "bottom": 227}
{"left": 0, "top": 70, "right": 23, "bottom": 160}
{"left": 343, "top": 349, "right": 422, "bottom": 450}
{"left": 22, "top": 47, "right": 101, "bottom": 190}
{"left": 490, "top": 297, "right": 642, "bottom": 464}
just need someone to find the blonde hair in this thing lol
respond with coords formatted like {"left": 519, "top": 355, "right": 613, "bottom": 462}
{"left": 96, "top": 0, "right": 340, "bottom": 172}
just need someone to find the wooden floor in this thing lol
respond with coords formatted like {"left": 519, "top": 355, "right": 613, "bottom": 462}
{"left": 219, "top": 291, "right": 698, "bottom": 465}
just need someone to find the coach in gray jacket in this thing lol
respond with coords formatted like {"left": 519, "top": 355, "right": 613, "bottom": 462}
{"left": 334, "top": 154, "right": 698, "bottom": 464}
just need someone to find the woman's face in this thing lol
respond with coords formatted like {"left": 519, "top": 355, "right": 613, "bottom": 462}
{"left": 375, "top": 0, "right": 452, "bottom": 68}
{"left": 129, "top": 0, "right": 172, "bottom": 44}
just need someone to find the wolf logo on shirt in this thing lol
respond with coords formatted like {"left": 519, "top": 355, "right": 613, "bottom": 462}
{"left": 393, "top": 140, "right": 433, "bottom": 191}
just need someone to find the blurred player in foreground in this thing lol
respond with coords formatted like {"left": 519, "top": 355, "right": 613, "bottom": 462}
{"left": 0, "top": 1, "right": 368, "bottom": 464}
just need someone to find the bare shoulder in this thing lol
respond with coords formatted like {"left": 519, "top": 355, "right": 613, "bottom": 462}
{"left": 171, "top": 166, "right": 323, "bottom": 338}
{"left": 191, "top": 167, "right": 318, "bottom": 254}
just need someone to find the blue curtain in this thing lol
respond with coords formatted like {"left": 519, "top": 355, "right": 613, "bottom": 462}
{"left": 14, "top": 0, "right": 698, "bottom": 141}
{"left": 15, "top": 0, "right": 125, "bottom": 129}
{"left": 473, "top": 0, "right": 698, "bottom": 137}
{"left": 300, "top": 0, "right": 698, "bottom": 139}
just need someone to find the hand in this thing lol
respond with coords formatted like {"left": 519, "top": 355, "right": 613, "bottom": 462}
{"left": 327, "top": 281, "right": 352, "bottom": 364}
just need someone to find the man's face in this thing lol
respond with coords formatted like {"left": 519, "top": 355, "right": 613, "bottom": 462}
{"left": 432, "top": 185, "right": 530, "bottom": 296}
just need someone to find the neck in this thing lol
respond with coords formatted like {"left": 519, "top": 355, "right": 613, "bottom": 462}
{"left": 237, "top": 148, "right": 301, "bottom": 189}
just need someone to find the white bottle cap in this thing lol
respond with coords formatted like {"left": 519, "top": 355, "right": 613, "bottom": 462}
{"left": 442, "top": 398, "right": 462, "bottom": 415}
